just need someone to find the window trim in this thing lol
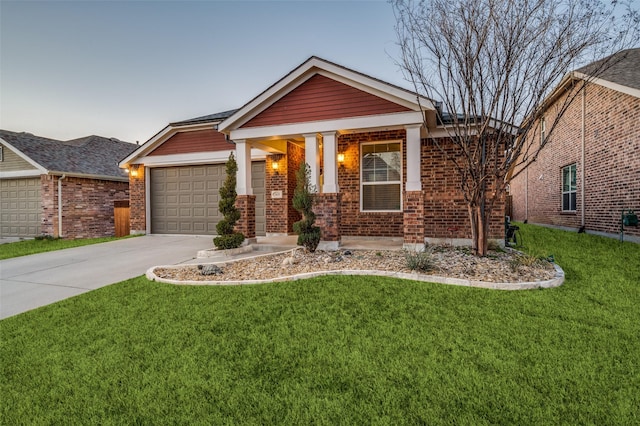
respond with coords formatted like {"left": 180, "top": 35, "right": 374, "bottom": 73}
{"left": 561, "top": 163, "right": 577, "bottom": 212}
{"left": 360, "top": 140, "right": 403, "bottom": 213}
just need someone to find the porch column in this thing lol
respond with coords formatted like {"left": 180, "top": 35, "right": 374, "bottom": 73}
{"left": 405, "top": 124, "right": 422, "bottom": 191}
{"left": 234, "top": 139, "right": 256, "bottom": 240}
{"left": 322, "top": 131, "right": 338, "bottom": 193}
{"left": 235, "top": 139, "right": 252, "bottom": 196}
{"left": 404, "top": 124, "right": 425, "bottom": 251}
{"left": 303, "top": 133, "right": 320, "bottom": 191}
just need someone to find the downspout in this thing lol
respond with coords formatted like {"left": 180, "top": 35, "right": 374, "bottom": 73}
{"left": 581, "top": 86, "right": 586, "bottom": 228}
{"left": 58, "top": 175, "right": 66, "bottom": 237}
{"left": 525, "top": 166, "right": 529, "bottom": 221}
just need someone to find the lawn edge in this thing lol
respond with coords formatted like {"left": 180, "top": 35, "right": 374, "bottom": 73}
{"left": 146, "top": 262, "right": 565, "bottom": 291}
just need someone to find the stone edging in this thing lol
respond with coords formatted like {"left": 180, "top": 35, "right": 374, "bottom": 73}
{"left": 146, "top": 255, "right": 565, "bottom": 291}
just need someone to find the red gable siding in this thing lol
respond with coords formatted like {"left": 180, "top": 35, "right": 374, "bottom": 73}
{"left": 241, "top": 74, "right": 411, "bottom": 128}
{"left": 148, "top": 129, "right": 229, "bottom": 156}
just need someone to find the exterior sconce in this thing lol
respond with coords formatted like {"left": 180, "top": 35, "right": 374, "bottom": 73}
{"left": 337, "top": 153, "right": 345, "bottom": 165}
{"left": 129, "top": 166, "right": 139, "bottom": 178}
{"left": 271, "top": 160, "right": 280, "bottom": 175}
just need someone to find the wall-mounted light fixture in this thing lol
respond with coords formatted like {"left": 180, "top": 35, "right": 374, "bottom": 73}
{"left": 337, "top": 153, "right": 345, "bottom": 168}
{"left": 129, "top": 165, "right": 139, "bottom": 178}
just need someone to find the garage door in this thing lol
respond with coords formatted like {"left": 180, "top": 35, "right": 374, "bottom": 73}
{"left": 150, "top": 162, "right": 265, "bottom": 236}
{"left": 0, "top": 178, "right": 41, "bottom": 237}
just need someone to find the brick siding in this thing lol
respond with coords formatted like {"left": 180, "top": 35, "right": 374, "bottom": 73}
{"left": 129, "top": 166, "right": 146, "bottom": 233}
{"left": 41, "top": 175, "right": 129, "bottom": 239}
{"left": 235, "top": 195, "right": 256, "bottom": 238}
{"left": 337, "top": 130, "right": 406, "bottom": 237}
{"left": 510, "top": 81, "right": 640, "bottom": 239}
{"left": 314, "top": 193, "right": 341, "bottom": 241}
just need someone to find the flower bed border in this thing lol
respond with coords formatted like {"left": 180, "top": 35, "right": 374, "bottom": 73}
{"left": 146, "top": 250, "right": 565, "bottom": 291}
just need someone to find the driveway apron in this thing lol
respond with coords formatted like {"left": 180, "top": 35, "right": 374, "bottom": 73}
{"left": 0, "top": 235, "right": 213, "bottom": 319}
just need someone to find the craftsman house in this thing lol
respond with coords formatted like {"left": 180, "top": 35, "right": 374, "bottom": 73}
{"left": 509, "top": 48, "right": 640, "bottom": 242}
{"left": 0, "top": 130, "right": 136, "bottom": 238}
{"left": 120, "top": 56, "right": 505, "bottom": 249}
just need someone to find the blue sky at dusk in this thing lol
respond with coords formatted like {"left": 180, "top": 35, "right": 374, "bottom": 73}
{"left": 1, "top": 0, "right": 405, "bottom": 144}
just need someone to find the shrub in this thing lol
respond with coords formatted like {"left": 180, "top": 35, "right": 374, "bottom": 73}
{"left": 213, "top": 153, "right": 245, "bottom": 250}
{"left": 292, "top": 162, "right": 321, "bottom": 252}
{"left": 405, "top": 247, "right": 434, "bottom": 272}
{"left": 213, "top": 233, "right": 245, "bottom": 250}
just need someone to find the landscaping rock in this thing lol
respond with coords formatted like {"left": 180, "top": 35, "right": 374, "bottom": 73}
{"left": 198, "top": 264, "right": 223, "bottom": 276}
{"left": 156, "top": 247, "right": 557, "bottom": 284}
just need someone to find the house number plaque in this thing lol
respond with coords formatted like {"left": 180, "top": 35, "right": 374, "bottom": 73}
{"left": 271, "top": 190, "right": 283, "bottom": 199}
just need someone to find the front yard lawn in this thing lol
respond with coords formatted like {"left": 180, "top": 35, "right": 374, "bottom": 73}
{"left": 0, "top": 235, "right": 135, "bottom": 260}
{"left": 1, "top": 224, "right": 639, "bottom": 424}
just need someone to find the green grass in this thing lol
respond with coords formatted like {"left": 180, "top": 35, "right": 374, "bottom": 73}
{"left": 0, "top": 235, "right": 136, "bottom": 260}
{"left": 1, "top": 224, "right": 639, "bottom": 424}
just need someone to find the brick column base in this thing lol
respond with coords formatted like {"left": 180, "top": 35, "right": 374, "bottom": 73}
{"left": 129, "top": 166, "right": 146, "bottom": 234}
{"left": 314, "top": 193, "right": 341, "bottom": 250}
{"left": 404, "top": 190, "right": 425, "bottom": 251}
{"left": 235, "top": 195, "right": 256, "bottom": 239}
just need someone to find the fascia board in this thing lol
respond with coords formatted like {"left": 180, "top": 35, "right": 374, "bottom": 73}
{"left": 313, "top": 67, "right": 434, "bottom": 111}
{"left": 573, "top": 72, "right": 640, "bottom": 98}
{"left": 218, "top": 57, "right": 433, "bottom": 133}
{"left": 0, "top": 138, "right": 48, "bottom": 173}
{"left": 118, "top": 122, "right": 220, "bottom": 168}
{"left": 0, "top": 170, "right": 44, "bottom": 179}
{"left": 47, "top": 170, "right": 129, "bottom": 182}
{"left": 229, "top": 111, "right": 425, "bottom": 141}
{"left": 135, "top": 149, "right": 269, "bottom": 168}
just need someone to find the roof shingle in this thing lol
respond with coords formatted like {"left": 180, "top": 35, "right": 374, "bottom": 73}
{"left": 0, "top": 130, "right": 137, "bottom": 179}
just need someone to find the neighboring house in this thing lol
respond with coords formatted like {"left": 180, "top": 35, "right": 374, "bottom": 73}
{"left": 0, "top": 130, "right": 137, "bottom": 238}
{"left": 120, "top": 56, "right": 506, "bottom": 249}
{"left": 509, "top": 48, "right": 640, "bottom": 242}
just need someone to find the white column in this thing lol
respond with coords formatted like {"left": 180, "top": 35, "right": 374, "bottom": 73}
{"left": 235, "top": 140, "right": 252, "bottom": 195}
{"left": 405, "top": 124, "right": 422, "bottom": 191}
{"left": 303, "top": 133, "right": 320, "bottom": 192}
{"left": 322, "top": 131, "right": 338, "bottom": 193}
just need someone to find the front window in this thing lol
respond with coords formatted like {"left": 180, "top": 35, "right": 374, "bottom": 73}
{"left": 562, "top": 164, "right": 576, "bottom": 211}
{"left": 361, "top": 141, "right": 402, "bottom": 211}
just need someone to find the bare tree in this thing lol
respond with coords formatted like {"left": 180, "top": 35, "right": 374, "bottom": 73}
{"left": 393, "top": 0, "right": 638, "bottom": 255}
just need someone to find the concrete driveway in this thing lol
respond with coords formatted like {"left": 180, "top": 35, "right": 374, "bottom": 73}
{"left": 0, "top": 235, "right": 214, "bottom": 320}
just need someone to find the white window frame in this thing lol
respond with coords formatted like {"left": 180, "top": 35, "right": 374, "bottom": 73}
{"left": 562, "top": 163, "right": 577, "bottom": 212}
{"left": 360, "top": 140, "right": 403, "bottom": 212}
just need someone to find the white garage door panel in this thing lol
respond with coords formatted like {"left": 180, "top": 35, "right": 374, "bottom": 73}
{"left": 150, "top": 162, "right": 265, "bottom": 236}
{"left": 0, "top": 178, "right": 41, "bottom": 237}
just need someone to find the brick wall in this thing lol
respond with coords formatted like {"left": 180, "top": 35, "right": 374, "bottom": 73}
{"left": 129, "top": 166, "right": 146, "bottom": 233}
{"left": 314, "top": 193, "right": 341, "bottom": 241}
{"left": 421, "top": 138, "right": 504, "bottom": 239}
{"left": 338, "top": 130, "right": 406, "bottom": 237}
{"left": 335, "top": 130, "right": 504, "bottom": 241}
{"left": 41, "top": 175, "right": 129, "bottom": 239}
{"left": 235, "top": 195, "right": 256, "bottom": 238}
{"left": 510, "top": 81, "right": 640, "bottom": 238}
{"left": 404, "top": 190, "right": 425, "bottom": 243}
{"left": 287, "top": 142, "right": 305, "bottom": 231}
{"left": 264, "top": 142, "right": 304, "bottom": 235}
{"left": 266, "top": 154, "right": 288, "bottom": 234}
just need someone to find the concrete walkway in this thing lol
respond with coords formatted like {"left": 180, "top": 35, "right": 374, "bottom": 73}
{"left": 0, "top": 235, "right": 219, "bottom": 319}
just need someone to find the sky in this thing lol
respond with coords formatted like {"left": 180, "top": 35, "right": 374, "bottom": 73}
{"left": 0, "top": 0, "right": 407, "bottom": 144}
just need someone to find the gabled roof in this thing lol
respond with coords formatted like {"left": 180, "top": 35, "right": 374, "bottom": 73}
{"left": 0, "top": 130, "right": 136, "bottom": 180}
{"left": 217, "top": 56, "right": 435, "bottom": 133}
{"left": 576, "top": 48, "right": 640, "bottom": 91}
